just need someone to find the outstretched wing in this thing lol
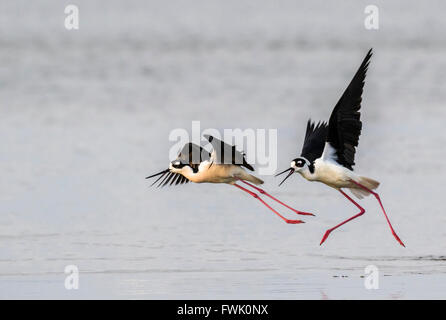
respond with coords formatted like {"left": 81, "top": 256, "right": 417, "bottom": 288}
{"left": 300, "top": 120, "right": 328, "bottom": 163}
{"left": 324, "top": 48, "right": 373, "bottom": 170}
{"left": 145, "top": 169, "right": 189, "bottom": 188}
{"left": 203, "top": 135, "right": 254, "bottom": 171}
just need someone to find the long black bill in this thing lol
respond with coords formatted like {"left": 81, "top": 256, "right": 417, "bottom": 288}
{"left": 275, "top": 168, "right": 294, "bottom": 186}
{"left": 145, "top": 169, "right": 170, "bottom": 187}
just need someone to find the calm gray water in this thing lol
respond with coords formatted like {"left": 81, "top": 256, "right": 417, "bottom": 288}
{"left": 1, "top": 0, "right": 446, "bottom": 299}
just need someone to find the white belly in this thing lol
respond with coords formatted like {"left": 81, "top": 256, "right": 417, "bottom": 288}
{"left": 310, "top": 160, "right": 355, "bottom": 188}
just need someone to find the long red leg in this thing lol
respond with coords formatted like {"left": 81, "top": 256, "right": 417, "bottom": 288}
{"left": 350, "top": 180, "right": 405, "bottom": 247}
{"left": 320, "top": 189, "right": 365, "bottom": 245}
{"left": 234, "top": 184, "right": 304, "bottom": 224}
{"left": 240, "top": 180, "right": 314, "bottom": 216}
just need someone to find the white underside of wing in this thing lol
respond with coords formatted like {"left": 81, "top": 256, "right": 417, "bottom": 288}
{"left": 321, "top": 142, "right": 338, "bottom": 163}
{"left": 310, "top": 143, "right": 363, "bottom": 189}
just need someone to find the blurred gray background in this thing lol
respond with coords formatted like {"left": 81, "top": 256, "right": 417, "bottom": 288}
{"left": 1, "top": 0, "right": 446, "bottom": 299}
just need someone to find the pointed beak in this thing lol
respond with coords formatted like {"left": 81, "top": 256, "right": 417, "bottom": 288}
{"left": 275, "top": 168, "right": 294, "bottom": 186}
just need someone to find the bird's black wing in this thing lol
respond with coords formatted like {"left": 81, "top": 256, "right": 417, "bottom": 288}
{"left": 145, "top": 169, "right": 189, "bottom": 188}
{"left": 203, "top": 135, "right": 254, "bottom": 171}
{"left": 145, "top": 142, "right": 211, "bottom": 188}
{"left": 300, "top": 120, "right": 328, "bottom": 163}
{"left": 325, "top": 48, "right": 372, "bottom": 170}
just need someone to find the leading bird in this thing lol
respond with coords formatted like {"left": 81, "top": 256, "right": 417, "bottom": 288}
{"left": 146, "top": 135, "right": 313, "bottom": 224}
{"left": 276, "top": 49, "right": 405, "bottom": 246}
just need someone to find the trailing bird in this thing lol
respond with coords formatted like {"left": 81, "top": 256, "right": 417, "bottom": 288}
{"left": 146, "top": 135, "right": 313, "bottom": 224}
{"left": 276, "top": 49, "right": 405, "bottom": 246}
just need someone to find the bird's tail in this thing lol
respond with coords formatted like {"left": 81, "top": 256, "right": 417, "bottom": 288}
{"left": 350, "top": 176, "right": 380, "bottom": 199}
{"left": 245, "top": 174, "right": 264, "bottom": 185}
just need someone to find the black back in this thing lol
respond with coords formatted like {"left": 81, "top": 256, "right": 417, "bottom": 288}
{"left": 177, "top": 142, "right": 211, "bottom": 173}
{"left": 300, "top": 120, "right": 328, "bottom": 163}
{"left": 204, "top": 135, "right": 254, "bottom": 171}
{"left": 326, "top": 48, "right": 372, "bottom": 170}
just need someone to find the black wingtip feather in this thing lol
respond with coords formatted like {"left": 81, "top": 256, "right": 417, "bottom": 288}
{"left": 300, "top": 119, "right": 329, "bottom": 162}
{"left": 170, "top": 174, "right": 181, "bottom": 186}
{"left": 150, "top": 171, "right": 168, "bottom": 187}
{"left": 162, "top": 172, "right": 175, "bottom": 187}
{"left": 157, "top": 172, "right": 170, "bottom": 187}
{"left": 145, "top": 169, "right": 169, "bottom": 179}
{"left": 145, "top": 169, "right": 170, "bottom": 187}
{"left": 146, "top": 170, "right": 190, "bottom": 188}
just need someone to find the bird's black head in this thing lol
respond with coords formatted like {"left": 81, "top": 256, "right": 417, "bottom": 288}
{"left": 275, "top": 157, "right": 310, "bottom": 186}
{"left": 170, "top": 159, "right": 188, "bottom": 169}
{"left": 291, "top": 157, "right": 307, "bottom": 169}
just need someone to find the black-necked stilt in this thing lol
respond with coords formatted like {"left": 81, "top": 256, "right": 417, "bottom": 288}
{"left": 276, "top": 49, "right": 405, "bottom": 247}
{"left": 146, "top": 135, "right": 314, "bottom": 224}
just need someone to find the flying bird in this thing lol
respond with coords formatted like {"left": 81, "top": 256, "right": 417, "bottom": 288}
{"left": 146, "top": 135, "right": 313, "bottom": 224}
{"left": 276, "top": 49, "right": 405, "bottom": 246}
